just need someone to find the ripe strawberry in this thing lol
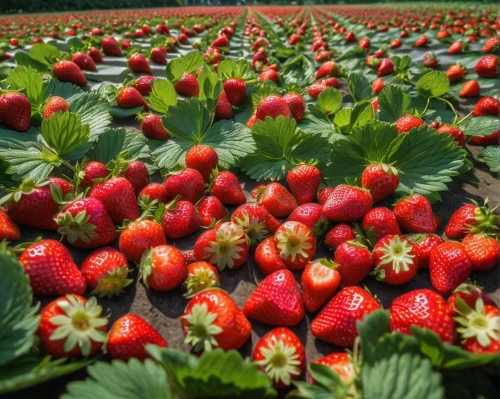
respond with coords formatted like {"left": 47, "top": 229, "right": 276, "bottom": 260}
{"left": 253, "top": 328, "right": 305, "bottom": 389}
{"left": 164, "top": 168, "right": 205, "bottom": 204}
{"left": 56, "top": 198, "right": 116, "bottom": 249}
{"left": 448, "top": 283, "right": 497, "bottom": 317}
{"left": 134, "top": 75, "right": 156, "bottom": 96}
{"left": 436, "top": 125, "right": 466, "bottom": 146}
{"left": 72, "top": 52, "right": 96, "bottom": 71}
{"left": 49, "top": 177, "right": 73, "bottom": 196}
{"left": 282, "top": 93, "right": 306, "bottom": 122}
{"left": 208, "top": 170, "right": 246, "bottom": 205}
{"left": 107, "top": 314, "right": 167, "bottom": 360}
{"left": 274, "top": 221, "right": 316, "bottom": 270}
{"left": 79, "top": 161, "right": 108, "bottom": 189}
{"left": 302, "top": 259, "right": 341, "bottom": 312}
{"left": 185, "top": 145, "right": 218, "bottom": 182}
{"left": 394, "top": 194, "right": 437, "bottom": 233}
{"left": 390, "top": 289, "right": 455, "bottom": 344}
{"left": 334, "top": 241, "right": 373, "bottom": 286}
{"left": 361, "top": 163, "right": 399, "bottom": 203}
{"left": 445, "top": 200, "right": 498, "bottom": 239}
{"left": 183, "top": 261, "right": 219, "bottom": 298}
{"left": 161, "top": 198, "right": 201, "bottom": 239}
{"left": 372, "top": 235, "right": 418, "bottom": 285}
{"left": 322, "top": 185, "right": 373, "bottom": 222}
{"left": 448, "top": 40, "right": 463, "bottom": 54}
{"left": 117, "top": 86, "right": 147, "bottom": 109}
{"left": 0, "top": 209, "right": 20, "bottom": 241}
{"left": 372, "top": 78, "right": 385, "bottom": 94}
{"left": 140, "top": 113, "right": 169, "bottom": 140}
{"left": 462, "top": 233, "right": 499, "bottom": 271}
{"left": 53, "top": 60, "right": 87, "bottom": 86}
{"left": 358, "top": 37, "right": 370, "bottom": 50}
{"left": 315, "top": 60, "right": 338, "bottom": 79}
{"left": 139, "top": 183, "right": 168, "bottom": 204}
{"left": 460, "top": 80, "right": 480, "bottom": 98}
{"left": 150, "top": 46, "right": 168, "bottom": 65}
{"left": 256, "top": 96, "right": 290, "bottom": 121}
{"left": 43, "top": 96, "right": 69, "bottom": 119}
{"left": 259, "top": 69, "right": 280, "bottom": 84}
{"left": 311, "top": 286, "right": 380, "bottom": 347}
{"left": 139, "top": 244, "right": 187, "bottom": 291}
{"left": 20, "top": 239, "right": 85, "bottom": 295}
{"left": 361, "top": 207, "right": 401, "bottom": 243}
{"left": 232, "top": 203, "right": 270, "bottom": 245}
{"left": 243, "top": 269, "right": 305, "bottom": 326}
{"left": 197, "top": 196, "right": 228, "bottom": 227}
{"left": 430, "top": 242, "right": 472, "bottom": 295}
{"left": 395, "top": 115, "right": 425, "bottom": 134}
{"left": 182, "top": 289, "right": 251, "bottom": 351}
{"left": 118, "top": 160, "right": 149, "bottom": 195}
{"left": 287, "top": 203, "right": 329, "bottom": 239}
{"left": 286, "top": 164, "right": 321, "bottom": 205}
{"left": 257, "top": 182, "right": 297, "bottom": 217}
{"left": 119, "top": 219, "right": 166, "bottom": 262}
{"left": 436, "top": 30, "right": 449, "bottom": 39}
{"left": 88, "top": 47, "right": 104, "bottom": 63}
{"left": 377, "top": 58, "right": 394, "bottom": 77}
{"left": 89, "top": 177, "right": 139, "bottom": 224}
{"left": 307, "top": 81, "right": 327, "bottom": 99}
{"left": 414, "top": 35, "right": 428, "bottom": 47}
{"left": 254, "top": 236, "right": 287, "bottom": 275}
{"left": 318, "top": 186, "right": 335, "bottom": 205}
{"left": 37, "top": 295, "right": 107, "bottom": 358}
{"left": 101, "top": 36, "right": 123, "bottom": 56}
{"left": 474, "top": 55, "right": 498, "bottom": 78}
{"left": 423, "top": 52, "right": 438, "bottom": 68}
{"left": 312, "top": 353, "right": 354, "bottom": 383}
{"left": 223, "top": 78, "right": 247, "bottom": 106}
{"left": 128, "top": 53, "right": 151, "bottom": 74}
{"left": 483, "top": 37, "right": 500, "bottom": 53}
{"left": 468, "top": 131, "right": 500, "bottom": 146}
{"left": 446, "top": 64, "right": 466, "bottom": 82}
{"left": 215, "top": 91, "right": 233, "bottom": 120}
{"left": 174, "top": 72, "right": 199, "bottom": 97}
{"left": 472, "top": 96, "right": 499, "bottom": 117}
{"left": 325, "top": 224, "right": 355, "bottom": 250}
{"left": 0, "top": 92, "right": 31, "bottom": 132}
{"left": 406, "top": 234, "right": 444, "bottom": 269}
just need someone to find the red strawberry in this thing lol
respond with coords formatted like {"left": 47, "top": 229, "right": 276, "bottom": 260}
{"left": 256, "top": 96, "right": 290, "bottom": 121}
{"left": 49, "top": 177, "right": 73, "bottom": 196}
{"left": 72, "top": 52, "right": 96, "bottom": 71}
{"left": 334, "top": 241, "right": 373, "bottom": 286}
{"left": 462, "top": 233, "right": 500, "bottom": 271}
{"left": 322, "top": 185, "right": 373, "bottom": 222}
{"left": 253, "top": 328, "right": 305, "bottom": 389}
{"left": 181, "top": 289, "right": 251, "bottom": 351}
{"left": 56, "top": 198, "right": 116, "bottom": 249}
{"left": 372, "top": 235, "right": 418, "bottom": 285}
{"left": 358, "top": 37, "right": 370, "bottom": 50}
{"left": 88, "top": 47, "right": 104, "bottom": 63}
{"left": 377, "top": 58, "right": 394, "bottom": 77}
{"left": 150, "top": 46, "right": 168, "bottom": 64}
{"left": 223, "top": 78, "right": 247, "bottom": 106}
{"left": 282, "top": 93, "right": 306, "bottom": 122}
{"left": 259, "top": 69, "right": 280, "bottom": 84}
{"left": 372, "top": 78, "right": 385, "bottom": 94}
{"left": 460, "top": 80, "right": 480, "bottom": 98}
{"left": 468, "top": 131, "right": 500, "bottom": 146}
{"left": 474, "top": 55, "right": 498, "bottom": 78}
{"left": 302, "top": 259, "right": 341, "bottom": 312}
{"left": 81, "top": 247, "right": 131, "bottom": 297}
{"left": 232, "top": 203, "right": 270, "bottom": 245}
{"left": 406, "top": 234, "right": 444, "bottom": 269}
{"left": 436, "top": 125, "right": 466, "bottom": 146}
{"left": 448, "top": 283, "right": 497, "bottom": 316}
{"left": 215, "top": 91, "right": 233, "bottom": 120}
{"left": 37, "top": 295, "right": 107, "bottom": 358}
{"left": 286, "top": 164, "right": 321, "bottom": 205}
{"left": 119, "top": 219, "right": 166, "bottom": 262}
{"left": 430, "top": 242, "right": 472, "bottom": 295}
{"left": 161, "top": 198, "right": 201, "bottom": 239}
{"left": 325, "top": 224, "right": 355, "bottom": 250}
{"left": 448, "top": 40, "right": 463, "bottom": 54}
{"left": 390, "top": 289, "right": 455, "bottom": 344}
{"left": 287, "top": 203, "right": 329, "bottom": 239}
{"left": 119, "top": 160, "right": 149, "bottom": 195}
{"left": 139, "top": 244, "right": 187, "bottom": 291}
{"left": 197, "top": 196, "right": 228, "bottom": 227}
{"left": 414, "top": 35, "right": 428, "bottom": 47}
{"left": 117, "top": 86, "right": 147, "bottom": 109}
{"left": 482, "top": 37, "right": 500, "bottom": 53}
{"left": 361, "top": 163, "right": 400, "bottom": 203}
{"left": 183, "top": 261, "right": 220, "bottom": 298}
{"left": 318, "top": 186, "right": 335, "bottom": 205}
{"left": 361, "top": 207, "right": 401, "bottom": 243}
{"left": 311, "top": 286, "right": 380, "bottom": 347}
{"left": 101, "top": 36, "right": 123, "bottom": 56}
{"left": 20, "top": 239, "right": 86, "bottom": 296}
{"left": 254, "top": 236, "right": 287, "bottom": 275}
{"left": 312, "top": 353, "right": 354, "bottom": 383}
{"left": 472, "top": 96, "right": 499, "bottom": 117}
{"left": 315, "top": 60, "right": 338, "bottom": 79}
{"left": 209, "top": 170, "right": 246, "bottom": 205}
{"left": 134, "top": 75, "right": 156, "bottom": 96}
{"left": 164, "top": 168, "right": 205, "bottom": 204}
{"left": 128, "top": 53, "right": 151, "bottom": 74}
{"left": 243, "top": 269, "right": 305, "bottom": 326}
{"left": 80, "top": 161, "right": 108, "bottom": 189}
{"left": 43, "top": 96, "right": 69, "bottom": 119}
{"left": 307, "top": 81, "right": 327, "bottom": 99}
{"left": 395, "top": 115, "right": 426, "bottom": 134}
{"left": 446, "top": 64, "right": 466, "bottom": 82}
{"left": 107, "top": 314, "right": 167, "bottom": 360}
{"left": 174, "top": 72, "right": 199, "bottom": 97}
{"left": 140, "top": 113, "right": 169, "bottom": 140}
{"left": 185, "top": 145, "right": 218, "bottom": 183}
{"left": 0, "top": 209, "right": 20, "bottom": 241}
{"left": 53, "top": 60, "right": 87, "bottom": 86}
{"left": 0, "top": 92, "right": 31, "bottom": 132}
{"left": 257, "top": 182, "right": 297, "bottom": 217}
{"left": 445, "top": 200, "right": 498, "bottom": 239}
{"left": 139, "top": 183, "right": 169, "bottom": 204}
{"left": 274, "top": 221, "right": 316, "bottom": 270}
{"left": 423, "top": 52, "right": 438, "bottom": 68}
{"left": 394, "top": 194, "right": 437, "bottom": 234}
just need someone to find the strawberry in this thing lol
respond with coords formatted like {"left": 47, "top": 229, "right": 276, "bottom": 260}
{"left": 139, "top": 244, "right": 187, "bottom": 291}
{"left": 204, "top": 47, "right": 221, "bottom": 65}
{"left": 257, "top": 182, "right": 297, "bottom": 217}
{"left": 254, "top": 236, "right": 287, "bottom": 275}
{"left": 482, "top": 37, "right": 500, "bottom": 53}
{"left": 107, "top": 314, "right": 167, "bottom": 360}
{"left": 174, "top": 72, "right": 199, "bottom": 97}
{"left": 358, "top": 37, "right": 370, "bottom": 50}
{"left": 394, "top": 194, "right": 437, "bottom": 233}
{"left": 139, "top": 183, "right": 169, "bottom": 204}
{"left": 445, "top": 200, "right": 498, "bottom": 239}
{"left": 361, "top": 163, "right": 400, "bottom": 202}
{"left": 311, "top": 286, "right": 380, "bottom": 347}
{"left": 448, "top": 283, "right": 497, "bottom": 316}
{"left": 287, "top": 203, "right": 329, "bottom": 239}
{"left": 302, "top": 259, "right": 341, "bottom": 312}
{"left": 134, "top": 75, "right": 156, "bottom": 96}
{"left": 406, "top": 234, "right": 444, "bottom": 269}
{"left": 445, "top": 64, "right": 466, "bottom": 82}
{"left": 183, "top": 261, "right": 219, "bottom": 298}
{"left": 128, "top": 53, "right": 151, "bottom": 74}
{"left": 164, "top": 168, "right": 205, "bottom": 204}
{"left": 72, "top": 52, "right": 96, "bottom": 71}
{"left": 80, "top": 161, "right": 108, "bottom": 189}
{"left": 117, "top": 86, "right": 147, "bottom": 109}
{"left": 307, "top": 81, "right": 327, "bottom": 99}
{"left": 322, "top": 185, "right": 373, "bottom": 222}
{"left": 474, "top": 55, "right": 498, "bottom": 78}
{"left": 448, "top": 40, "right": 463, "bottom": 54}
{"left": 215, "top": 91, "right": 233, "bottom": 120}
{"left": 89, "top": 177, "right": 139, "bottom": 224}
{"left": 185, "top": 145, "right": 218, "bottom": 183}
{"left": 37, "top": 295, "right": 107, "bottom": 358}
{"left": 318, "top": 186, "right": 335, "bottom": 205}
{"left": 0, "top": 209, "right": 20, "bottom": 241}
{"left": 315, "top": 60, "right": 338, "bottom": 79}
{"left": 430, "top": 242, "right": 472, "bottom": 295}
{"left": 256, "top": 96, "right": 290, "bottom": 121}
{"left": 20, "top": 239, "right": 86, "bottom": 296}
{"left": 161, "top": 198, "right": 201, "bottom": 239}
{"left": 207, "top": 170, "right": 245, "bottom": 205}
{"left": 56, "top": 198, "right": 116, "bottom": 249}
{"left": 312, "top": 353, "right": 354, "bottom": 383}
{"left": 390, "top": 289, "right": 455, "bottom": 344}
{"left": 372, "top": 235, "right": 418, "bottom": 285}
{"left": 436, "top": 30, "right": 449, "bottom": 40}
{"left": 178, "top": 33, "right": 189, "bottom": 44}
{"left": 88, "top": 47, "right": 104, "bottom": 63}
{"left": 119, "top": 160, "right": 149, "bottom": 195}
{"left": 286, "top": 164, "right": 321, "bottom": 205}
{"left": 197, "top": 196, "right": 228, "bottom": 227}
{"left": 81, "top": 247, "right": 131, "bottom": 297}
{"left": 53, "top": 60, "right": 87, "bottom": 86}
{"left": 259, "top": 69, "right": 280, "bottom": 84}
{"left": 232, "top": 203, "right": 270, "bottom": 245}
{"left": 274, "top": 221, "right": 316, "bottom": 270}
{"left": 243, "top": 269, "right": 305, "bottom": 326}
{"left": 436, "top": 125, "right": 466, "bottom": 146}
{"left": 395, "top": 115, "right": 425, "bottom": 134}
{"left": 472, "top": 96, "right": 499, "bottom": 117}
{"left": 140, "top": 113, "right": 169, "bottom": 140}
{"left": 377, "top": 58, "right": 394, "bottom": 77}
{"left": 459, "top": 80, "right": 480, "bottom": 98}
{"left": 253, "top": 327, "right": 305, "bottom": 389}
{"left": 462, "top": 233, "right": 500, "bottom": 271}
{"left": 325, "top": 224, "right": 355, "bottom": 250}
{"left": 361, "top": 207, "right": 401, "bottom": 243}
{"left": 334, "top": 241, "right": 373, "bottom": 286}
{"left": 49, "top": 177, "right": 73, "bottom": 195}
{"left": 223, "top": 78, "right": 247, "bottom": 106}
{"left": 372, "top": 78, "right": 385, "bottom": 94}
{"left": 423, "top": 52, "right": 438, "bottom": 68}
{"left": 211, "top": 34, "right": 229, "bottom": 48}
{"left": 43, "top": 96, "right": 69, "bottom": 119}
{"left": 119, "top": 219, "right": 166, "bottom": 262}
{"left": 282, "top": 92, "right": 306, "bottom": 122}
{"left": 101, "top": 36, "right": 123, "bottom": 56}
{"left": 0, "top": 92, "right": 31, "bottom": 132}
{"left": 468, "top": 130, "right": 500, "bottom": 146}
{"left": 182, "top": 289, "right": 251, "bottom": 351}
{"left": 150, "top": 46, "right": 168, "bottom": 65}
{"left": 414, "top": 35, "right": 428, "bottom": 47}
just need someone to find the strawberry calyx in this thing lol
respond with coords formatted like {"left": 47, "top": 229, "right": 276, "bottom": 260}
{"left": 256, "top": 337, "right": 301, "bottom": 386}
{"left": 56, "top": 210, "right": 99, "bottom": 244}
{"left": 205, "top": 223, "right": 247, "bottom": 270}
{"left": 206, "top": 168, "right": 220, "bottom": 193}
{"left": 139, "top": 249, "right": 154, "bottom": 287}
{"left": 91, "top": 267, "right": 133, "bottom": 298}
{"left": 232, "top": 211, "right": 269, "bottom": 246}
{"left": 275, "top": 224, "right": 313, "bottom": 262}
{"left": 183, "top": 303, "right": 223, "bottom": 352}
{"left": 470, "top": 199, "right": 499, "bottom": 237}
{"left": 372, "top": 235, "right": 416, "bottom": 280}
{"left": 0, "top": 178, "right": 50, "bottom": 206}
{"left": 49, "top": 295, "right": 108, "bottom": 356}
{"left": 183, "top": 269, "right": 220, "bottom": 299}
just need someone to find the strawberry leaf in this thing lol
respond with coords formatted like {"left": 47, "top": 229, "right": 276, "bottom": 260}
{"left": 166, "top": 51, "right": 204, "bottom": 83}
{"left": 415, "top": 71, "right": 450, "bottom": 98}
{"left": 477, "top": 146, "right": 500, "bottom": 174}
{"left": 88, "top": 128, "right": 150, "bottom": 165}
{"left": 42, "top": 79, "right": 83, "bottom": 101}
{"left": 217, "top": 59, "right": 254, "bottom": 81}
{"left": 197, "top": 65, "right": 223, "bottom": 115}
{"left": 378, "top": 85, "right": 412, "bottom": 122}
{"left": 13, "top": 52, "right": 49, "bottom": 73}
{"left": 4, "top": 66, "right": 44, "bottom": 112}
{"left": 280, "top": 54, "right": 315, "bottom": 87}
{"left": 348, "top": 72, "right": 372, "bottom": 102}
{"left": 41, "top": 111, "right": 90, "bottom": 157}
{"left": 109, "top": 105, "right": 143, "bottom": 119}
{"left": 333, "top": 101, "right": 375, "bottom": 134}
{"left": 459, "top": 116, "right": 500, "bottom": 137}
{"left": 300, "top": 104, "right": 337, "bottom": 137}
{"left": 68, "top": 91, "right": 112, "bottom": 141}
{"left": 29, "top": 43, "right": 64, "bottom": 66}
{"left": 149, "top": 79, "right": 177, "bottom": 114}
{"left": 161, "top": 98, "right": 211, "bottom": 141}
{"left": 317, "top": 87, "right": 342, "bottom": 115}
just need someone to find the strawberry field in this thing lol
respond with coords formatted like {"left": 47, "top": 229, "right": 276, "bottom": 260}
{"left": 0, "top": 3, "right": 499, "bottom": 399}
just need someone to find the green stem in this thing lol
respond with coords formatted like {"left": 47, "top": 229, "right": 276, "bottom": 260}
{"left": 60, "top": 159, "right": 77, "bottom": 174}
{"left": 419, "top": 96, "right": 433, "bottom": 118}
{"left": 456, "top": 111, "right": 473, "bottom": 127}
{"left": 435, "top": 96, "right": 459, "bottom": 123}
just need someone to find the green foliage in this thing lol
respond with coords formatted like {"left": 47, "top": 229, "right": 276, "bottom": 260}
{"left": 378, "top": 85, "right": 412, "bottom": 122}
{"left": 416, "top": 71, "right": 450, "bottom": 98}
{"left": 317, "top": 88, "right": 342, "bottom": 116}
{"left": 149, "top": 79, "right": 178, "bottom": 114}
{"left": 166, "top": 52, "right": 204, "bottom": 83}
{"left": 347, "top": 72, "right": 372, "bottom": 102}
{"left": 41, "top": 112, "right": 90, "bottom": 157}
{"left": 476, "top": 146, "right": 500, "bottom": 174}
{"left": 5, "top": 66, "right": 45, "bottom": 112}
{"left": 460, "top": 116, "right": 500, "bottom": 137}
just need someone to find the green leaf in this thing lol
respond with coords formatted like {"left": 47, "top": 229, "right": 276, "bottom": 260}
{"left": 317, "top": 87, "right": 342, "bottom": 115}
{"left": 280, "top": 54, "right": 315, "bottom": 87}
{"left": 197, "top": 65, "right": 223, "bottom": 114}
{"left": 148, "top": 346, "right": 276, "bottom": 399}
{"left": 5, "top": 66, "right": 44, "bottom": 110}
{"left": 62, "top": 359, "right": 171, "bottom": 399}
{"left": 88, "top": 128, "right": 150, "bottom": 165}
{"left": 378, "top": 85, "right": 412, "bottom": 122}
{"left": 300, "top": 104, "right": 336, "bottom": 136}
{"left": 151, "top": 138, "right": 196, "bottom": 171}
{"left": 183, "top": 51, "right": 205, "bottom": 74}
{"left": 477, "top": 146, "right": 500, "bottom": 174}
{"left": 0, "top": 251, "right": 40, "bottom": 367}
{"left": 161, "top": 98, "right": 211, "bottom": 141}
{"left": 67, "top": 91, "right": 112, "bottom": 141}
{"left": 166, "top": 51, "right": 204, "bottom": 82}
{"left": 218, "top": 59, "right": 253, "bottom": 81}
{"left": 29, "top": 43, "right": 63, "bottom": 65}
{"left": 460, "top": 116, "right": 500, "bottom": 137}
{"left": 416, "top": 71, "right": 450, "bottom": 98}
{"left": 14, "top": 52, "right": 49, "bottom": 73}
{"left": 348, "top": 72, "right": 372, "bottom": 102}
{"left": 149, "top": 79, "right": 178, "bottom": 114}
{"left": 109, "top": 106, "right": 143, "bottom": 119}
{"left": 288, "top": 363, "right": 350, "bottom": 399}
{"left": 41, "top": 112, "right": 89, "bottom": 157}
{"left": 42, "top": 79, "right": 83, "bottom": 101}
{"left": 356, "top": 309, "right": 391, "bottom": 363}
{"left": 351, "top": 100, "right": 375, "bottom": 129}
{"left": 333, "top": 109, "right": 352, "bottom": 135}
